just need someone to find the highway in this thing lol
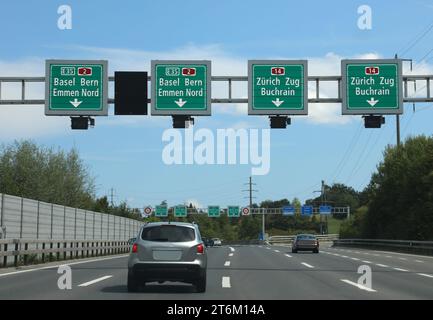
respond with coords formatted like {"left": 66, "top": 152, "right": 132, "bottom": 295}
{"left": 0, "top": 243, "right": 432, "bottom": 299}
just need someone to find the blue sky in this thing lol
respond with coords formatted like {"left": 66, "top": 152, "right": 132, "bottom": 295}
{"left": 1, "top": 0, "right": 433, "bottom": 210}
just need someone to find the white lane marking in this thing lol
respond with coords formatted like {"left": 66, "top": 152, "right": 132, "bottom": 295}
{"left": 415, "top": 260, "right": 424, "bottom": 263}
{"left": 284, "top": 254, "right": 292, "bottom": 258}
{"left": 229, "top": 247, "right": 235, "bottom": 252}
{"left": 385, "top": 255, "right": 392, "bottom": 258}
{"left": 362, "top": 260, "right": 372, "bottom": 264}
{"left": 274, "top": 250, "right": 280, "bottom": 253}
{"left": 417, "top": 273, "right": 433, "bottom": 278}
{"left": 393, "top": 268, "right": 408, "bottom": 272}
{"left": 78, "top": 275, "right": 113, "bottom": 287}
{"left": 222, "top": 276, "right": 231, "bottom": 288}
{"left": 301, "top": 262, "right": 314, "bottom": 269}
{"left": 341, "top": 255, "right": 348, "bottom": 258}
{"left": 0, "top": 254, "right": 129, "bottom": 278}
{"left": 229, "top": 253, "right": 234, "bottom": 257}
{"left": 341, "top": 279, "right": 377, "bottom": 292}
{"left": 398, "top": 257, "right": 407, "bottom": 261}
{"left": 351, "top": 258, "right": 360, "bottom": 261}
{"left": 224, "top": 261, "right": 231, "bottom": 267}
{"left": 376, "top": 264, "right": 389, "bottom": 268}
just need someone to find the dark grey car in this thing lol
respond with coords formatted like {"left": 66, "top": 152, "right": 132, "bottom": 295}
{"left": 292, "top": 234, "right": 319, "bottom": 253}
{"left": 127, "top": 222, "right": 207, "bottom": 292}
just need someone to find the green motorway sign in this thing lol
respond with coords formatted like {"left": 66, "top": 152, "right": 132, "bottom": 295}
{"left": 155, "top": 205, "right": 168, "bottom": 217}
{"left": 248, "top": 60, "right": 308, "bottom": 115}
{"left": 174, "top": 206, "right": 187, "bottom": 217}
{"left": 342, "top": 59, "right": 403, "bottom": 115}
{"left": 45, "top": 60, "right": 108, "bottom": 116}
{"left": 151, "top": 60, "right": 211, "bottom": 116}
{"left": 208, "top": 206, "right": 220, "bottom": 218}
{"left": 227, "top": 206, "right": 240, "bottom": 217}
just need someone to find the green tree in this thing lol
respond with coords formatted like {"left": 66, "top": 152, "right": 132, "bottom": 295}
{"left": 363, "top": 135, "right": 433, "bottom": 240}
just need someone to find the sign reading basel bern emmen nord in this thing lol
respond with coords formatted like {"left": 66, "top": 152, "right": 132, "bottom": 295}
{"left": 151, "top": 60, "right": 212, "bottom": 116}
{"left": 341, "top": 59, "right": 403, "bottom": 115}
{"left": 248, "top": 60, "right": 308, "bottom": 115}
{"left": 45, "top": 60, "right": 108, "bottom": 116}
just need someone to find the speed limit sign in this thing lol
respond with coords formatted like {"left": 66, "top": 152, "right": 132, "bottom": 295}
{"left": 242, "top": 207, "right": 250, "bottom": 216}
{"left": 144, "top": 206, "right": 152, "bottom": 215}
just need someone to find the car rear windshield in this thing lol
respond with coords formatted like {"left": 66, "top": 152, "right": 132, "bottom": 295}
{"left": 297, "top": 235, "right": 316, "bottom": 240}
{"left": 141, "top": 225, "right": 195, "bottom": 242}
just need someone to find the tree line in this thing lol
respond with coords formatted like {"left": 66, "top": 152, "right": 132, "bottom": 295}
{"left": 2, "top": 135, "right": 432, "bottom": 241}
{"left": 0, "top": 140, "right": 142, "bottom": 221}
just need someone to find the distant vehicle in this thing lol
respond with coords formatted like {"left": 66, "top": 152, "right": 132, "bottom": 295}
{"left": 212, "top": 238, "right": 222, "bottom": 246}
{"left": 202, "top": 237, "right": 214, "bottom": 247}
{"left": 292, "top": 234, "right": 319, "bottom": 253}
{"left": 127, "top": 222, "right": 207, "bottom": 293}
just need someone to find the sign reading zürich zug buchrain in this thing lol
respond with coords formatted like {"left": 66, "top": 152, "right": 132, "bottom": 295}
{"left": 341, "top": 59, "right": 403, "bottom": 115}
{"left": 151, "top": 60, "right": 211, "bottom": 116}
{"left": 45, "top": 60, "right": 108, "bottom": 116}
{"left": 248, "top": 60, "right": 308, "bottom": 115}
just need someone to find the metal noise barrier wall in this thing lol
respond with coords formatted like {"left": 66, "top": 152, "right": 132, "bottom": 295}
{"left": 0, "top": 193, "right": 142, "bottom": 241}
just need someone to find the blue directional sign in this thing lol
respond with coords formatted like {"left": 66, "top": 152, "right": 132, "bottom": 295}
{"left": 319, "top": 205, "right": 332, "bottom": 215}
{"left": 282, "top": 206, "right": 295, "bottom": 216}
{"left": 301, "top": 205, "right": 313, "bottom": 216}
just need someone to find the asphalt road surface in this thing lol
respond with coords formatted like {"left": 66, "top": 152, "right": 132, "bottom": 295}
{"left": 0, "top": 243, "right": 432, "bottom": 299}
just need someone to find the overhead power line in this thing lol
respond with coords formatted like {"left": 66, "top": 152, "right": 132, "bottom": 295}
{"left": 398, "top": 20, "right": 433, "bottom": 57}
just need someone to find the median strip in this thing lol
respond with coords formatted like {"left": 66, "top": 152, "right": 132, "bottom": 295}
{"left": 341, "top": 279, "right": 377, "bottom": 292}
{"left": 78, "top": 275, "right": 113, "bottom": 287}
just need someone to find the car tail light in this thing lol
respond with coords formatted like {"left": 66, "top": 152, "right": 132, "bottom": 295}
{"left": 132, "top": 243, "right": 138, "bottom": 253}
{"left": 197, "top": 244, "right": 204, "bottom": 254}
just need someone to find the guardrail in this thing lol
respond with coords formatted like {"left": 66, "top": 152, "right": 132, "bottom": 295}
{"left": 333, "top": 239, "right": 433, "bottom": 255}
{"left": 0, "top": 239, "right": 131, "bottom": 268}
{"left": 267, "top": 234, "right": 339, "bottom": 245}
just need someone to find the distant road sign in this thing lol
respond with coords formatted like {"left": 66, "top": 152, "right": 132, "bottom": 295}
{"left": 155, "top": 205, "right": 168, "bottom": 217}
{"left": 144, "top": 206, "right": 152, "bottom": 215}
{"left": 248, "top": 60, "right": 308, "bottom": 115}
{"left": 228, "top": 206, "right": 240, "bottom": 217}
{"left": 208, "top": 206, "right": 220, "bottom": 217}
{"left": 242, "top": 207, "right": 250, "bottom": 216}
{"left": 174, "top": 206, "right": 187, "bottom": 217}
{"left": 282, "top": 206, "right": 295, "bottom": 216}
{"left": 341, "top": 59, "right": 403, "bottom": 115}
{"left": 45, "top": 60, "right": 108, "bottom": 116}
{"left": 319, "top": 205, "right": 332, "bottom": 215}
{"left": 151, "top": 60, "right": 211, "bottom": 116}
{"left": 301, "top": 205, "right": 313, "bottom": 216}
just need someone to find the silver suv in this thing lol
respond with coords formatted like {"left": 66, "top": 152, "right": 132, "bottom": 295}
{"left": 127, "top": 222, "right": 207, "bottom": 292}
